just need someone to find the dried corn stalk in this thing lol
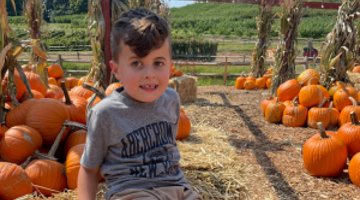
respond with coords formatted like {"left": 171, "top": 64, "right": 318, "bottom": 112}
{"left": 23, "top": 0, "right": 49, "bottom": 88}
{"left": 270, "top": 0, "right": 304, "bottom": 95}
{"left": 319, "top": 0, "right": 360, "bottom": 89}
{"left": 0, "top": 0, "right": 34, "bottom": 119}
{"left": 251, "top": 0, "right": 275, "bottom": 78}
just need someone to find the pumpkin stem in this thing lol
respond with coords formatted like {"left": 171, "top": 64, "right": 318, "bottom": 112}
{"left": 292, "top": 95, "right": 299, "bottom": 103}
{"left": 349, "top": 97, "right": 358, "bottom": 107}
{"left": 20, "top": 156, "right": 32, "bottom": 169}
{"left": 307, "top": 77, "right": 319, "bottom": 85}
{"left": 329, "top": 101, "right": 334, "bottom": 109}
{"left": 275, "top": 97, "right": 279, "bottom": 104}
{"left": 48, "top": 125, "right": 68, "bottom": 157}
{"left": 82, "top": 83, "right": 106, "bottom": 100}
{"left": 350, "top": 111, "right": 360, "bottom": 126}
{"left": 317, "top": 122, "right": 329, "bottom": 139}
{"left": 63, "top": 120, "right": 88, "bottom": 131}
{"left": 318, "top": 97, "right": 327, "bottom": 108}
{"left": 34, "top": 150, "right": 58, "bottom": 161}
{"left": 60, "top": 81, "right": 72, "bottom": 105}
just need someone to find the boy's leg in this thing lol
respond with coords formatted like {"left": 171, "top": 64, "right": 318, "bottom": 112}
{"left": 154, "top": 186, "right": 203, "bottom": 200}
{"left": 109, "top": 188, "right": 160, "bottom": 200}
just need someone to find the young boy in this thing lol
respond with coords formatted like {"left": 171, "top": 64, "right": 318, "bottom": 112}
{"left": 77, "top": 7, "right": 203, "bottom": 200}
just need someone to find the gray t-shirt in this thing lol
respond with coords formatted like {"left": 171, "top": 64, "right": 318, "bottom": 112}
{"left": 80, "top": 87, "right": 191, "bottom": 200}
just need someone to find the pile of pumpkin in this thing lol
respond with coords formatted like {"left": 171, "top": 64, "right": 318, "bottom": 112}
{"left": 169, "top": 61, "right": 184, "bottom": 78}
{"left": 235, "top": 68, "right": 272, "bottom": 90}
{"left": 0, "top": 63, "right": 192, "bottom": 199}
{"left": 261, "top": 68, "right": 360, "bottom": 129}
{"left": 303, "top": 120, "right": 360, "bottom": 187}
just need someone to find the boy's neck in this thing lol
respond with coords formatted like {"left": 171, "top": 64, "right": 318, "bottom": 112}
{"left": 120, "top": 88, "right": 158, "bottom": 104}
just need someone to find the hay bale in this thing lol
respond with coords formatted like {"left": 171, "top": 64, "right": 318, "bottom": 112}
{"left": 348, "top": 72, "right": 360, "bottom": 90}
{"left": 168, "top": 75, "right": 197, "bottom": 104}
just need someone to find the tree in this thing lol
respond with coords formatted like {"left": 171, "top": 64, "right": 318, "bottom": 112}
{"left": 69, "top": 0, "right": 87, "bottom": 14}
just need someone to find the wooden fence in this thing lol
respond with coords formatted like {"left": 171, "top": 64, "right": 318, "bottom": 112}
{"left": 18, "top": 53, "right": 320, "bottom": 84}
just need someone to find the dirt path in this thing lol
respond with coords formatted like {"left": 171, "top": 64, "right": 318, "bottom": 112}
{"left": 183, "top": 86, "right": 360, "bottom": 200}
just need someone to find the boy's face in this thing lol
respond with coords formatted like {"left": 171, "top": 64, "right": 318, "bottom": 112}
{"left": 110, "top": 38, "right": 171, "bottom": 103}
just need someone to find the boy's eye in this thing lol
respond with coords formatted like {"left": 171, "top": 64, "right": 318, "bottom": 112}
{"left": 154, "top": 61, "right": 164, "bottom": 67}
{"left": 131, "top": 61, "right": 141, "bottom": 67}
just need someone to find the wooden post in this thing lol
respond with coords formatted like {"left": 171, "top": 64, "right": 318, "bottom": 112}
{"left": 304, "top": 56, "right": 308, "bottom": 70}
{"left": 102, "top": 0, "right": 112, "bottom": 85}
{"left": 243, "top": 54, "right": 246, "bottom": 62}
{"left": 223, "top": 56, "right": 228, "bottom": 85}
{"left": 58, "top": 55, "right": 63, "bottom": 67}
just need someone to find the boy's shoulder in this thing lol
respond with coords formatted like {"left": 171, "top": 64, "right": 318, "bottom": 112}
{"left": 90, "top": 87, "right": 180, "bottom": 113}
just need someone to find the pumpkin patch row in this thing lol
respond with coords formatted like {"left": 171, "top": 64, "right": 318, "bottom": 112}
{"left": 261, "top": 69, "right": 360, "bottom": 129}
{"left": 0, "top": 63, "right": 192, "bottom": 199}
{"left": 235, "top": 68, "right": 272, "bottom": 90}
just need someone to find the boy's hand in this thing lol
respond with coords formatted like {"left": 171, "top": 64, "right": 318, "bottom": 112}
{"left": 78, "top": 165, "right": 100, "bottom": 200}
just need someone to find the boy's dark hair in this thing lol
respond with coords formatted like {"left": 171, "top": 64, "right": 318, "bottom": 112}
{"left": 111, "top": 7, "right": 171, "bottom": 62}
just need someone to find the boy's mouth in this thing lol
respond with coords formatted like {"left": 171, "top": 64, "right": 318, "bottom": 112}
{"left": 140, "top": 84, "right": 158, "bottom": 91}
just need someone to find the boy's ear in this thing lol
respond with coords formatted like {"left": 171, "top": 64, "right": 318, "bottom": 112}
{"left": 110, "top": 60, "right": 121, "bottom": 79}
{"left": 110, "top": 60, "right": 119, "bottom": 74}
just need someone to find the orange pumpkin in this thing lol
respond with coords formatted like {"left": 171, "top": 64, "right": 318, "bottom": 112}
{"left": 78, "top": 76, "right": 93, "bottom": 86}
{"left": 174, "top": 70, "right": 184, "bottom": 76}
{"left": 266, "top": 78, "right": 271, "bottom": 88}
{"left": 25, "top": 160, "right": 67, "bottom": 197}
{"left": 0, "top": 125, "right": 42, "bottom": 164}
{"left": 25, "top": 98, "right": 70, "bottom": 146}
{"left": 265, "top": 97, "right": 285, "bottom": 123}
{"left": 352, "top": 65, "right": 360, "bottom": 73}
{"left": 25, "top": 71, "right": 47, "bottom": 97}
{"left": 48, "top": 77, "right": 57, "bottom": 85}
{"left": 67, "top": 77, "right": 79, "bottom": 89}
{"left": 105, "top": 82, "right": 123, "bottom": 96}
{"left": 261, "top": 96, "right": 275, "bottom": 117}
{"left": 31, "top": 89, "right": 44, "bottom": 99}
{"left": 307, "top": 97, "right": 330, "bottom": 129}
{"left": 337, "top": 112, "right": 360, "bottom": 157}
{"left": 6, "top": 99, "right": 37, "bottom": 128}
{"left": 48, "top": 63, "right": 64, "bottom": 79}
{"left": 277, "top": 79, "right": 301, "bottom": 102}
{"left": 87, "top": 96, "right": 102, "bottom": 108}
{"left": 235, "top": 75, "right": 246, "bottom": 89}
{"left": 2, "top": 69, "right": 27, "bottom": 101}
{"left": 0, "top": 162, "right": 33, "bottom": 200}
{"left": 303, "top": 122, "right": 348, "bottom": 177}
{"left": 255, "top": 77, "right": 266, "bottom": 89}
{"left": 338, "top": 97, "right": 360, "bottom": 127}
{"left": 282, "top": 101, "right": 307, "bottom": 127}
{"left": 328, "top": 102, "right": 339, "bottom": 127}
{"left": 349, "top": 152, "right": 360, "bottom": 187}
{"left": 60, "top": 82, "right": 87, "bottom": 125}
{"left": 65, "top": 144, "right": 103, "bottom": 189}
{"left": 46, "top": 84, "right": 64, "bottom": 100}
{"left": 297, "top": 69, "right": 320, "bottom": 86}
{"left": 57, "top": 78, "right": 70, "bottom": 89}
{"left": 333, "top": 82, "right": 357, "bottom": 111}
{"left": 299, "top": 78, "right": 322, "bottom": 108}
{"left": 176, "top": 113, "right": 191, "bottom": 140}
{"left": 70, "top": 85, "right": 95, "bottom": 99}
{"left": 64, "top": 130, "right": 87, "bottom": 156}
{"left": 244, "top": 80, "right": 255, "bottom": 90}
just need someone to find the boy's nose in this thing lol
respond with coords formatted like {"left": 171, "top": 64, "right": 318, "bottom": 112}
{"left": 144, "top": 67, "right": 156, "bottom": 79}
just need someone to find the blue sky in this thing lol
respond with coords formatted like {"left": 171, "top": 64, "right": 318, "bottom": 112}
{"left": 169, "top": 0, "right": 196, "bottom": 8}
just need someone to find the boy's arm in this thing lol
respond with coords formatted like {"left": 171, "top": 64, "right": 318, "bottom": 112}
{"left": 77, "top": 165, "right": 100, "bottom": 200}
